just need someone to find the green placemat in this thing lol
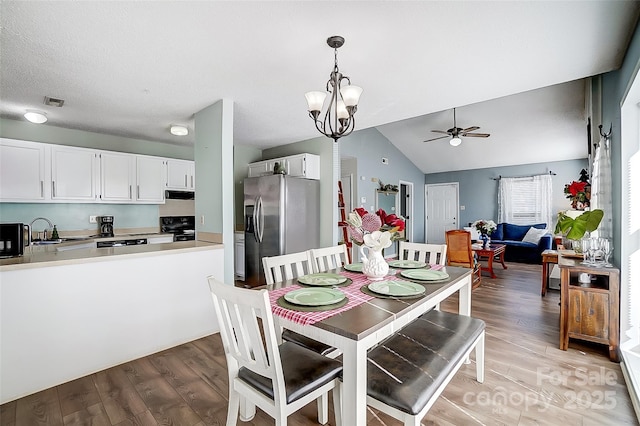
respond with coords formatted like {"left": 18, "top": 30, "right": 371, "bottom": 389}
{"left": 395, "top": 271, "right": 450, "bottom": 284}
{"left": 360, "top": 285, "right": 426, "bottom": 299}
{"left": 276, "top": 296, "right": 349, "bottom": 312}
{"left": 298, "top": 278, "right": 353, "bottom": 288}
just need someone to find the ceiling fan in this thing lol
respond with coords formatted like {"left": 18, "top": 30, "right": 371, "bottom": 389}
{"left": 423, "top": 108, "right": 490, "bottom": 146}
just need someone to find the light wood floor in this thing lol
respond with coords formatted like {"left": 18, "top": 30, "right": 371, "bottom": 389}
{"left": 2, "top": 263, "right": 638, "bottom": 425}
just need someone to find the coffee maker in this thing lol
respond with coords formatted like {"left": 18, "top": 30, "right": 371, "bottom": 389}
{"left": 98, "top": 216, "right": 114, "bottom": 237}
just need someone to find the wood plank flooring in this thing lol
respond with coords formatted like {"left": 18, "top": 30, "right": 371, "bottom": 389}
{"left": 2, "top": 263, "right": 638, "bottom": 425}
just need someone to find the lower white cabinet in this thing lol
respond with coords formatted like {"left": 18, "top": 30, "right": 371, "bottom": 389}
{"left": 235, "top": 232, "right": 245, "bottom": 280}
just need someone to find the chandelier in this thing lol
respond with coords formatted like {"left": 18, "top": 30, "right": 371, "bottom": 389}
{"left": 305, "top": 36, "right": 363, "bottom": 142}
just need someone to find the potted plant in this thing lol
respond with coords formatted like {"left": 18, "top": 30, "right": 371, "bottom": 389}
{"left": 554, "top": 209, "right": 604, "bottom": 244}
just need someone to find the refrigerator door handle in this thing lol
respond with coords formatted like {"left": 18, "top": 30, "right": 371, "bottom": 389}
{"left": 253, "top": 197, "right": 260, "bottom": 243}
{"left": 256, "top": 196, "right": 264, "bottom": 243}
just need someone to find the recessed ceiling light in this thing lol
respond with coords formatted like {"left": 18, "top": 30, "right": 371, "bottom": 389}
{"left": 170, "top": 125, "right": 188, "bottom": 136}
{"left": 24, "top": 110, "right": 47, "bottom": 124}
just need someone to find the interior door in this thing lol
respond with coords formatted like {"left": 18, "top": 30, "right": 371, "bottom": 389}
{"left": 425, "top": 183, "right": 459, "bottom": 243}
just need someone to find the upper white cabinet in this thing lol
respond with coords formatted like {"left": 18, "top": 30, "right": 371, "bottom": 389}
{"left": 0, "top": 138, "right": 185, "bottom": 204}
{"left": 100, "top": 151, "right": 135, "bottom": 202}
{"left": 136, "top": 156, "right": 166, "bottom": 203}
{"left": 166, "top": 159, "right": 195, "bottom": 191}
{"left": 0, "top": 138, "right": 47, "bottom": 201}
{"left": 248, "top": 153, "right": 320, "bottom": 180}
{"left": 51, "top": 145, "right": 99, "bottom": 201}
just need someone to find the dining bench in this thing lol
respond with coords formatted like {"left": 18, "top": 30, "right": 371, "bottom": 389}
{"left": 366, "top": 309, "right": 485, "bottom": 426}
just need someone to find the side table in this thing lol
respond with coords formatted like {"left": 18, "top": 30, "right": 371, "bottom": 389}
{"left": 541, "top": 249, "right": 558, "bottom": 296}
{"left": 472, "top": 243, "right": 507, "bottom": 278}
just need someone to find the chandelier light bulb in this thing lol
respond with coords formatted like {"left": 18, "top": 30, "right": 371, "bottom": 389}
{"left": 24, "top": 110, "right": 47, "bottom": 124}
{"left": 450, "top": 137, "right": 462, "bottom": 147}
{"left": 340, "top": 85, "right": 363, "bottom": 107}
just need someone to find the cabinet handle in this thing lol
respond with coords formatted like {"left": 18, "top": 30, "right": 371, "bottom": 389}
{"left": 191, "top": 175, "right": 194, "bottom": 188}
{"left": 129, "top": 185, "right": 132, "bottom": 199}
{"left": 184, "top": 174, "right": 187, "bottom": 187}
{"left": 40, "top": 181, "right": 44, "bottom": 197}
{"left": 52, "top": 181, "right": 56, "bottom": 197}
{"left": 137, "top": 185, "right": 140, "bottom": 199}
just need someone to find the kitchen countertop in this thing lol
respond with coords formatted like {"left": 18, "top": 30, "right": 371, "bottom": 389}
{"left": 0, "top": 240, "right": 222, "bottom": 271}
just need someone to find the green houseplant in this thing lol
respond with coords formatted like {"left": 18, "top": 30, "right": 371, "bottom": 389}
{"left": 554, "top": 209, "right": 604, "bottom": 241}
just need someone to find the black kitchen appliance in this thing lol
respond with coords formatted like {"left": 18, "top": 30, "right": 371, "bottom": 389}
{"left": 160, "top": 216, "right": 196, "bottom": 241}
{"left": 0, "top": 223, "right": 27, "bottom": 258}
{"left": 99, "top": 215, "right": 114, "bottom": 237}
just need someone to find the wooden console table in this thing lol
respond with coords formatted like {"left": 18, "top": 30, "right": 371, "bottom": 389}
{"left": 472, "top": 243, "right": 507, "bottom": 278}
{"left": 559, "top": 256, "right": 620, "bottom": 362}
{"left": 541, "top": 249, "right": 558, "bottom": 296}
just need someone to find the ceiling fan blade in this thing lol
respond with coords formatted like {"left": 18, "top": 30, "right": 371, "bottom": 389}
{"left": 423, "top": 135, "right": 449, "bottom": 142}
{"left": 463, "top": 133, "right": 490, "bottom": 138}
{"left": 430, "top": 130, "right": 450, "bottom": 135}
{"left": 461, "top": 126, "right": 479, "bottom": 133}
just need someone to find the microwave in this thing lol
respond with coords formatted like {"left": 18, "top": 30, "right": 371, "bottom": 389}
{"left": 0, "top": 223, "right": 27, "bottom": 258}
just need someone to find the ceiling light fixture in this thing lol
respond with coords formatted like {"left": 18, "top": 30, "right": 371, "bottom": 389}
{"left": 170, "top": 125, "right": 188, "bottom": 136}
{"left": 24, "top": 110, "right": 47, "bottom": 124}
{"left": 449, "top": 137, "right": 462, "bottom": 147}
{"left": 305, "top": 35, "right": 363, "bottom": 142}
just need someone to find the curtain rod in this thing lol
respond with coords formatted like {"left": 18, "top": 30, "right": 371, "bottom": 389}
{"left": 491, "top": 171, "right": 556, "bottom": 181}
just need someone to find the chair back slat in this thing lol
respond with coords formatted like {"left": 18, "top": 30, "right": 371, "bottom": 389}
{"left": 310, "top": 245, "right": 349, "bottom": 272}
{"left": 399, "top": 241, "right": 447, "bottom": 265}
{"left": 262, "top": 251, "right": 314, "bottom": 284}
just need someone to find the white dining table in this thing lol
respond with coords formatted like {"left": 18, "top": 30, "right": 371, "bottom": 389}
{"left": 268, "top": 266, "right": 472, "bottom": 426}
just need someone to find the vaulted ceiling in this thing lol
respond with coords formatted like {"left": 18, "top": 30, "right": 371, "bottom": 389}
{"left": 1, "top": 1, "right": 638, "bottom": 173}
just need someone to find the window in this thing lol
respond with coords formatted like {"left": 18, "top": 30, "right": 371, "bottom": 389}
{"left": 498, "top": 175, "right": 552, "bottom": 226}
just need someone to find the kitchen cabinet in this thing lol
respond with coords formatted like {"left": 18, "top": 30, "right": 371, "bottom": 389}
{"left": 51, "top": 145, "right": 99, "bottom": 201}
{"left": 136, "top": 155, "right": 166, "bottom": 203}
{"left": 166, "top": 159, "right": 195, "bottom": 191}
{"left": 248, "top": 153, "right": 320, "bottom": 179}
{"left": 100, "top": 151, "right": 135, "bottom": 202}
{"left": 235, "top": 231, "right": 245, "bottom": 281}
{"left": 559, "top": 256, "right": 620, "bottom": 361}
{"left": 0, "top": 138, "right": 48, "bottom": 201}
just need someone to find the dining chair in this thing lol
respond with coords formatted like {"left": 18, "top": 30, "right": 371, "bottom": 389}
{"left": 262, "top": 252, "right": 339, "bottom": 358}
{"left": 398, "top": 241, "right": 447, "bottom": 266}
{"left": 262, "top": 251, "right": 315, "bottom": 285}
{"left": 208, "top": 277, "right": 343, "bottom": 426}
{"left": 445, "top": 229, "right": 481, "bottom": 289}
{"left": 310, "top": 245, "right": 350, "bottom": 272}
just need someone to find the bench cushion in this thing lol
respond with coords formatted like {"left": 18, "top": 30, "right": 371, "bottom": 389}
{"left": 238, "top": 341, "right": 343, "bottom": 404}
{"left": 367, "top": 310, "right": 485, "bottom": 415}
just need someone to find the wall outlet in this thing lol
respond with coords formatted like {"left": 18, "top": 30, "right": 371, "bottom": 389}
{"left": 200, "top": 215, "right": 205, "bottom": 225}
{"left": 370, "top": 177, "right": 378, "bottom": 182}
{"left": 89, "top": 215, "right": 97, "bottom": 223}
{"left": 382, "top": 157, "right": 389, "bottom": 165}
{"left": 460, "top": 205, "right": 465, "bottom": 210}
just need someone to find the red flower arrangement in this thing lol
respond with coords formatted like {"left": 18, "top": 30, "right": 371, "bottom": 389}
{"left": 564, "top": 180, "right": 590, "bottom": 209}
{"left": 345, "top": 207, "right": 405, "bottom": 245}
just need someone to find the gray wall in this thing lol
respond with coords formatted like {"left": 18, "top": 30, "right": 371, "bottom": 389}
{"left": 340, "top": 127, "right": 427, "bottom": 243}
{"left": 0, "top": 119, "right": 193, "bottom": 232}
{"left": 424, "top": 158, "right": 589, "bottom": 229}
{"left": 602, "top": 19, "right": 640, "bottom": 266}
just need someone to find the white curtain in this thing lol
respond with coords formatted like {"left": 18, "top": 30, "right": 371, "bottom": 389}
{"left": 590, "top": 135, "right": 613, "bottom": 238}
{"left": 498, "top": 174, "right": 553, "bottom": 227}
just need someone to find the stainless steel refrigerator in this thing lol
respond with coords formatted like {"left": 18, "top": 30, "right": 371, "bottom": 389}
{"left": 244, "top": 174, "right": 320, "bottom": 287}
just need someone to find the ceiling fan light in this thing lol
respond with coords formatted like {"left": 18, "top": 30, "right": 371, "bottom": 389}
{"left": 170, "top": 125, "right": 188, "bottom": 136}
{"left": 450, "top": 137, "right": 462, "bottom": 147}
{"left": 24, "top": 110, "right": 47, "bottom": 124}
{"left": 305, "top": 91, "right": 327, "bottom": 112}
{"left": 340, "top": 85, "right": 363, "bottom": 107}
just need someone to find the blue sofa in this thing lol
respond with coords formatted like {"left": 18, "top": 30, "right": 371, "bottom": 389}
{"left": 489, "top": 223, "right": 552, "bottom": 264}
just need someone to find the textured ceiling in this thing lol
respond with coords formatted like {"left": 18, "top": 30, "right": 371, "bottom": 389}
{"left": 0, "top": 1, "right": 638, "bottom": 173}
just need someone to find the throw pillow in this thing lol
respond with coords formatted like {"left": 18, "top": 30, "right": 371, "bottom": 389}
{"left": 522, "top": 227, "right": 548, "bottom": 244}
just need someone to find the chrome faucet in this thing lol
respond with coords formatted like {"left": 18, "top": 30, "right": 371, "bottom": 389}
{"left": 29, "top": 217, "right": 54, "bottom": 244}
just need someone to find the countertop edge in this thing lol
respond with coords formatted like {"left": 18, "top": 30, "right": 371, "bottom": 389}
{"left": 0, "top": 241, "right": 223, "bottom": 272}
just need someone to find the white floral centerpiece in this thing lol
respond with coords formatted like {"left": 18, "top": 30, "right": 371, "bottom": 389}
{"left": 471, "top": 219, "right": 497, "bottom": 236}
